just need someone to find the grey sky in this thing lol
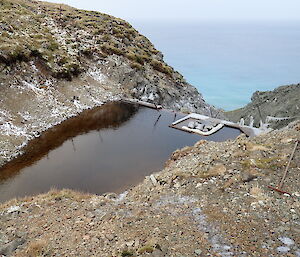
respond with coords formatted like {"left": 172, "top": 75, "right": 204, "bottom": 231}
{"left": 44, "top": 0, "right": 300, "bottom": 23}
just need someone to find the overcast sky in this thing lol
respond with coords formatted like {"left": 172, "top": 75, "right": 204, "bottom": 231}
{"left": 44, "top": 0, "right": 300, "bottom": 23}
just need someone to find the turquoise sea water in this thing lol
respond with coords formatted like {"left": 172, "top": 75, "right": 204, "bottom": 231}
{"left": 133, "top": 21, "right": 300, "bottom": 110}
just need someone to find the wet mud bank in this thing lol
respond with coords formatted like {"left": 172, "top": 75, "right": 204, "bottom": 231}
{"left": 0, "top": 102, "right": 240, "bottom": 202}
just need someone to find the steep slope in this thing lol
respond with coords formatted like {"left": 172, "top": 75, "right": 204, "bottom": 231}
{"left": 0, "top": 0, "right": 218, "bottom": 166}
{"left": 0, "top": 0, "right": 208, "bottom": 109}
{"left": 226, "top": 84, "right": 300, "bottom": 129}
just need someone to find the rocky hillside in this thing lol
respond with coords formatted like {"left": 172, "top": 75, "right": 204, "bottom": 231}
{"left": 0, "top": 121, "right": 299, "bottom": 256}
{"left": 226, "top": 84, "right": 300, "bottom": 129}
{"left": 2, "top": 2, "right": 299, "bottom": 256}
{"left": 0, "top": 0, "right": 209, "bottom": 110}
{"left": 0, "top": 0, "right": 218, "bottom": 167}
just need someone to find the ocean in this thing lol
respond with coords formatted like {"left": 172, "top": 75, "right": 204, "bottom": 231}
{"left": 132, "top": 21, "right": 300, "bottom": 110}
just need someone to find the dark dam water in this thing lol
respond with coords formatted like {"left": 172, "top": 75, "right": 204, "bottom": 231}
{"left": 0, "top": 102, "right": 241, "bottom": 202}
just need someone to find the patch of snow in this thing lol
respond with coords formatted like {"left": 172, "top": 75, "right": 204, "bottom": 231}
{"left": 0, "top": 62, "right": 122, "bottom": 165}
{"left": 43, "top": 79, "right": 53, "bottom": 87}
{"left": 22, "top": 81, "right": 45, "bottom": 95}
{"left": 0, "top": 150, "right": 10, "bottom": 158}
{"left": 155, "top": 195, "right": 197, "bottom": 207}
{"left": 91, "top": 97, "right": 103, "bottom": 105}
{"left": 155, "top": 195, "right": 234, "bottom": 256}
{"left": 89, "top": 69, "right": 106, "bottom": 83}
{"left": 94, "top": 208, "right": 107, "bottom": 218}
{"left": 116, "top": 191, "right": 128, "bottom": 202}
{"left": 148, "top": 92, "right": 155, "bottom": 101}
{"left": 0, "top": 109, "right": 12, "bottom": 123}
{"left": 30, "top": 61, "right": 39, "bottom": 73}
{"left": 277, "top": 246, "right": 290, "bottom": 253}
{"left": 18, "top": 111, "right": 32, "bottom": 121}
{"left": 0, "top": 109, "right": 11, "bottom": 117}
{"left": 0, "top": 122, "right": 28, "bottom": 137}
{"left": 192, "top": 208, "right": 233, "bottom": 256}
{"left": 16, "top": 141, "right": 28, "bottom": 151}
{"left": 44, "top": 18, "right": 71, "bottom": 53}
{"left": 48, "top": 102, "right": 70, "bottom": 119}
{"left": 6, "top": 205, "right": 21, "bottom": 214}
{"left": 73, "top": 100, "right": 88, "bottom": 110}
{"left": 279, "top": 237, "right": 295, "bottom": 246}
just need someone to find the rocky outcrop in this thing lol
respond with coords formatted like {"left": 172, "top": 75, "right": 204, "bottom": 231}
{"left": 226, "top": 84, "right": 300, "bottom": 129}
{"left": 0, "top": 0, "right": 218, "bottom": 167}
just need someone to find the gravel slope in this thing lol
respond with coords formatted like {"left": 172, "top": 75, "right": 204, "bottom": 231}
{"left": 1, "top": 121, "right": 299, "bottom": 256}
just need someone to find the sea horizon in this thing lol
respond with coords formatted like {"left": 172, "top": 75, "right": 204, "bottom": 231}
{"left": 132, "top": 20, "right": 300, "bottom": 110}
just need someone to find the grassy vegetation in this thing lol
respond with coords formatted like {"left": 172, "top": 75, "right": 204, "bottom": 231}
{"left": 130, "top": 62, "right": 144, "bottom": 71}
{"left": 45, "top": 188, "right": 92, "bottom": 201}
{"left": 120, "top": 250, "right": 135, "bottom": 257}
{"left": 138, "top": 245, "right": 155, "bottom": 254}
{"left": 0, "top": 0, "right": 78, "bottom": 78}
{"left": 0, "top": 0, "right": 177, "bottom": 79}
{"left": 150, "top": 59, "right": 173, "bottom": 75}
{"left": 241, "top": 157, "right": 285, "bottom": 170}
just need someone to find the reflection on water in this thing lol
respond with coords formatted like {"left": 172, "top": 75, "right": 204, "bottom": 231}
{"left": 0, "top": 102, "right": 241, "bottom": 202}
